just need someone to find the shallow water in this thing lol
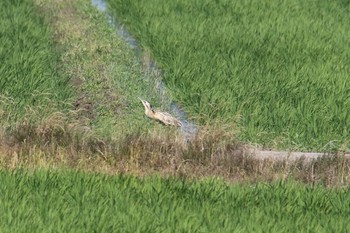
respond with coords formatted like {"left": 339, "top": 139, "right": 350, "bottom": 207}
{"left": 91, "top": 0, "right": 196, "bottom": 139}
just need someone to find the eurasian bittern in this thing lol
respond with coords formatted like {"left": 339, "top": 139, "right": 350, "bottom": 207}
{"left": 139, "top": 98, "right": 182, "bottom": 127}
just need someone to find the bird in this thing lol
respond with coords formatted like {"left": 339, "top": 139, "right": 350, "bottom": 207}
{"left": 138, "top": 98, "right": 182, "bottom": 127}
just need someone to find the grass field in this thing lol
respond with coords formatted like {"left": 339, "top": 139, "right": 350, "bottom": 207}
{"left": 0, "top": 0, "right": 350, "bottom": 232}
{"left": 0, "top": 169, "right": 350, "bottom": 233}
{"left": 106, "top": 0, "right": 350, "bottom": 151}
{"left": 0, "top": 0, "right": 71, "bottom": 123}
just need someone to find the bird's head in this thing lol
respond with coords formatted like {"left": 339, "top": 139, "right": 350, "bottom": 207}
{"left": 138, "top": 97, "right": 153, "bottom": 111}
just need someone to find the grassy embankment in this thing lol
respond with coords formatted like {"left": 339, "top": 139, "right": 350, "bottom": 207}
{"left": 1, "top": 169, "right": 350, "bottom": 233}
{"left": 106, "top": 0, "right": 350, "bottom": 151}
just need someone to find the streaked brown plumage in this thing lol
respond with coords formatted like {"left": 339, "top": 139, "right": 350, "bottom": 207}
{"left": 139, "top": 98, "right": 182, "bottom": 127}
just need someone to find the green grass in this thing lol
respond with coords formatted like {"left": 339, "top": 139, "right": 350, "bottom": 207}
{"left": 31, "top": 0, "right": 178, "bottom": 140}
{"left": 106, "top": 0, "right": 350, "bottom": 151}
{"left": 0, "top": 0, "right": 71, "bottom": 122}
{"left": 1, "top": 0, "right": 178, "bottom": 143}
{"left": 0, "top": 169, "right": 349, "bottom": 232}
{"left": 0, "top": 3, "right": 349, "bottom": 232}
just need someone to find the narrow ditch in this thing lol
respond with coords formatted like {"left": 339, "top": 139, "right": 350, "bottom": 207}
{"left": 91, "top": 0, "right": 196, "bottom": 140}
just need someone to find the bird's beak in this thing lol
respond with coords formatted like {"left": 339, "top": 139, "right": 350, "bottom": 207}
{"left": 138, "top": 97, "right": 144, "bottom": 104}
{"left": 138, "top": 97, "right": 147, "bottom": 108}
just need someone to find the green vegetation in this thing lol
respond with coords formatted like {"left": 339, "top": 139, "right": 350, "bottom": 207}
{"left": 106, "top": 0, "right": 350, "bottom": 151}
{"left": 0, "top": 0, "right": 175, "bottom": 139}
{"left": 1, "top": 0, "right": 178, "bottom": 151}
{"left": 0, "top": 169, "right": 349, "bottom": 232}
{"left": 32, "top": 0, "right": 177, "bottom": 140}
{"left": 0, "top": 1, "right": 350, "bottom": 232}
{"left": 0, "top": 0, "right": 238, "bottom": 178}
{"left": 0, "top": 0, "right": 71, "bottom": 122}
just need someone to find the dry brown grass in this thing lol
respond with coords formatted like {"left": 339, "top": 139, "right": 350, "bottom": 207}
{"left": 1, "top": 114, "right": 350, "bottom": 187}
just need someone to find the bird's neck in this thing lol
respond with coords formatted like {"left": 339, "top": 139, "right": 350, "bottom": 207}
{"left": 145, "top": 108, "right": 155, "bottom": 116}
